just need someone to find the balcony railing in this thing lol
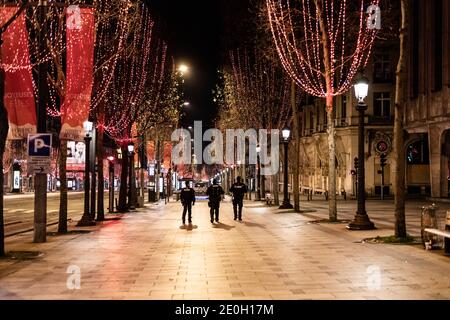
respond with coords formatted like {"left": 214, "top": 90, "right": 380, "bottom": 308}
{"left": 368, "top": 115, "right": 394, "bottom": 125}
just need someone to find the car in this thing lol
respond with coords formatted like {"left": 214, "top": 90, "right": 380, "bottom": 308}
{"left": 193, "top": 181, "right": 209, "bottom": 195}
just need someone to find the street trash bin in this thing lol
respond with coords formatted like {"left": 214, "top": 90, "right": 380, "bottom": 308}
{"left": 421, "top": 204, "right": 439, "bottom": 249}
{"left": 148, "top": 189, "right": 156, "bottom": 202}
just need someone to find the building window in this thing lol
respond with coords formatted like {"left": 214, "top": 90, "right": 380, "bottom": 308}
{"left": 341, "top": 95, "right": 347, "bottom": 119}
{"left": 433, "top": 0, "right": 443, "bottom": 91}
{"left": 411, "top": 0, "right": 420, "bottom": 97}
{"left": 373, "top": 53, "right": 392, "bottom": 83}
{"left": 373, "top": 92, "right": 391, "bottom": 118}
{"left": 407, "top": 140, "right": 430, "bottom": 165}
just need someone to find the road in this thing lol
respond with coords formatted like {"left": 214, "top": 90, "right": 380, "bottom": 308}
{"left": 3, "top": 192, "right": 111, "bottom": 237}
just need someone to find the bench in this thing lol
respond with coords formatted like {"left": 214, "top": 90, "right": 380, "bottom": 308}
{"left": 423, "top": 211, "right": 450, "bottom": 255}
{"left": 265, "top": 193, "right": 274, "bottom": 205}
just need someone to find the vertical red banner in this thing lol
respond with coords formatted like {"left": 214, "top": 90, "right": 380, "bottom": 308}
{"left": 0, "top": 8, "right": 37, "bottom": 140}
{"left": 163, "top": 142, "right": 172, "bottom": 170}
{"left": 60, "top": 6, "right": 95, "bottom": 141}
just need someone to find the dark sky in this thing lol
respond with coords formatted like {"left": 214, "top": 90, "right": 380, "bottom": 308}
{"left": 147, "top": 0, "right": 252, "bottom": 129}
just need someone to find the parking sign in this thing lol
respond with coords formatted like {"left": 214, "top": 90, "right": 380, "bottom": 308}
{"left": 27, "top": 134, "right": 52, "bottom": 174}
{"left": 28, "top": 134, "right": 52, "bottom": 157}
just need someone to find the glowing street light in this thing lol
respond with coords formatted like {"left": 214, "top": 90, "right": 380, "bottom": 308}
{"left": 178, "top": 64, "right": 189, "bottom": 74}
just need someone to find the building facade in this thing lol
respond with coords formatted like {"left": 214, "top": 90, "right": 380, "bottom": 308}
{"left": 404, "top": 0, "right": 450, "bottom": 199}
{"left": 297, "top": 45, "right": 398, "bottom": 197}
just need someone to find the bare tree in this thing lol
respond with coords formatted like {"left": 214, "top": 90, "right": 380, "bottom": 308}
{"left": 266, "top": 0, "right": 379, "bottom": 221}
{"left": 0, "top": 0, "right": 29, "bottom": 256}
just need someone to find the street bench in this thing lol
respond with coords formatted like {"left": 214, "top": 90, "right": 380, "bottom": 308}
{"left": 265, "top": 193, "right": 274, "bottom": 205}
{"left": 423, "top": 211, "right": 450, "bottom": 255}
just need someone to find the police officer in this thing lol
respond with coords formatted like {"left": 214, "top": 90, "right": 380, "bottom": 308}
{"left": 230, "top": 176, "right": 248, "bottom": 221}
{"left": 180, "top": 181, "right": 196, "bottom": 225}
{"left": 206, "top": 179, "right": 225, "bottom": 223}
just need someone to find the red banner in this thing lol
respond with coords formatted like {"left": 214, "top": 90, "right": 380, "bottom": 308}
{"left": 163, "top": 142, "right": 172, "bottom": 170}
{"left": 60, "top": 6, "right": 95, "bottom": 141}
{"left": 0, "top": 8, "right": 37, "bottom": 140}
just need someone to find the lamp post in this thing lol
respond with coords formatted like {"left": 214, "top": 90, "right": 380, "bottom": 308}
{"left": 128, "top": 142, "right": 136, "bottom": 210}
{"left": 348, "top": 75, "right": 375, "bottom": 230}
{"left": 280, "top": 127, "right": 293, "bottom": 209}
{"left": 77, "top": 121, "right": 95, "bottom": 226}
{"left": 108, "top": 156, "right": 115, "bottom": 213}
{"left": 256, "top": 145, "right": 261, "bottom": 201}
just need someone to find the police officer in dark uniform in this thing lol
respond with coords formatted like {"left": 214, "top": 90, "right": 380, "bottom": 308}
{"left": 206, "top": 179, "right": 225, "bottom": 223}
{"left": 230, "top": 176, "right": 248, "bottom": 221}
{"left": 180, "top": 182, "right": 196, "bottom": 225}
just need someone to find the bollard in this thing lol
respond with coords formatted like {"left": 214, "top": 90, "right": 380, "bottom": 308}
{"left": 421, "top": 204, "right": 438, "bottom": 249}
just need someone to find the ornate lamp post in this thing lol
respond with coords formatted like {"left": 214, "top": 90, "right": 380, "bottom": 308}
{"left": 256, "top": 145, "right": 261, "bottom": 201}
{"left": 77, "top": 120, "right": 95, "bottom": 226}
{"left": 348, "top": 75, "right": 375, "bottom": 230}
{"left": 280, "top": 127, "right": 293, "bottom": 209}
{"left": 128, "top": 142, "right": 136, "bottom": 210}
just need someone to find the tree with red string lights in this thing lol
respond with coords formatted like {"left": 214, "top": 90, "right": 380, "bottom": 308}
{"left": 217, "top": 46, "right": 292, "bottom": 204}
{"left": 0, "top": 0, "right": 28, "bottom": 256}
{"left": 42, "top": 0, "right": 135, "bottom": 230}
{"left": 102, "top": 4, "right": 160, "bottom": 212}
{"left": 266, "top": 0, "right": 379, "bottom": 221}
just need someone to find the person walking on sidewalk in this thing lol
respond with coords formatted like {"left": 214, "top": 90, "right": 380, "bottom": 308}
{"left": 180, "top": 182, "right": 196, "bottom": 225}
{"left": 206, "top": 179, "right": 225, "bottom": 223}
{"left": 230, "top": 176, "right": 248, "bottom": 221}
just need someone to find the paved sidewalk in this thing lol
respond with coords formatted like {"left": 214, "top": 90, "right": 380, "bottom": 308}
{"left": 0, "top": 198, "right": 448, "bottom": 300}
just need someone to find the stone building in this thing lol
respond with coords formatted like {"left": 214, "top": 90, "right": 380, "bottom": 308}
{"left": 403, "top": 0, "right": 450, "bottom": 199}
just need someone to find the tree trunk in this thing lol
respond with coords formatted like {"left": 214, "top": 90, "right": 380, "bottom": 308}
{"left": 327, "top": 110, "right": 337, "bottom": 221}
{"left": 314, "top": 0, "right": 337, "bottom": 221}
{"left": 394, "top": 0, "right": 409, "bottom": 238}
{"left": 291, "top": 81, "right": 300, "bottom": 212}
{"left": 273, "top": 170, "right": 280, "bottom": 206}
{"left": 117, "top": 145, "right": 129, "bottom": 212}
{"left": 58, "top": 139, "right": 68, "bottom": 233}
{"left": 155, "top": 139, "right": 160, "bottom": 201}
{"left": 0, "top": 69, "right": 7, "bottom": 256}
{"left": 96, "top": 128, "right": 105, "bottom": 221}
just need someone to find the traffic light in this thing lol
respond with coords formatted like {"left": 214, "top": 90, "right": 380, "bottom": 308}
{"left": 380, "top": 154, "right": 387, "bottom": 168}
{"left": 354, "top": 157, "right": 359, "bottom": 170}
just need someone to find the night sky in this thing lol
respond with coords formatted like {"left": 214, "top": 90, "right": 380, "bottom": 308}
{"left": 147, "top": 0, "right": 251, "bottom": 129}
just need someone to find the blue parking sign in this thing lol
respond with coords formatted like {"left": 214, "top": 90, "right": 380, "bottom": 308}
{"left": 28, "top": 134, "right": 52, "bottom": 157}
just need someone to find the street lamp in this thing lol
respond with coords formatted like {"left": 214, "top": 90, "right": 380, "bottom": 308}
{"left": 280, "top": 127, "right": 293, "bottom": 209}
{"left": 348, "top": 75, "right": 375, "bottom": 230}
{"left": 178, "top": 64, "right": 189, "bottom": 75}
{"left": 77, "top": 120, "right": 95, "bottom": 226}
{"left": 107, "top": 156, "right": 115, "bottom": 213}
{"left": 256, "top": 145, "right": 261, "bottom": 201}
{"left": 183, "top": 102, "right": 190, "bottom": 107}
{"left": 128, "top": 142, "right": 136, "bottom": 210}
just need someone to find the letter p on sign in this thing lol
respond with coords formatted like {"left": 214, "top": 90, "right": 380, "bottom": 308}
{"left": 34, "top": 138, "right": 45, "bottom": 153}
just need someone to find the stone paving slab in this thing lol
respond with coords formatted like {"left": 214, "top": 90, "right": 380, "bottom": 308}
{"left": 0, "top": 198, "right": 449, "bottom": 300}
